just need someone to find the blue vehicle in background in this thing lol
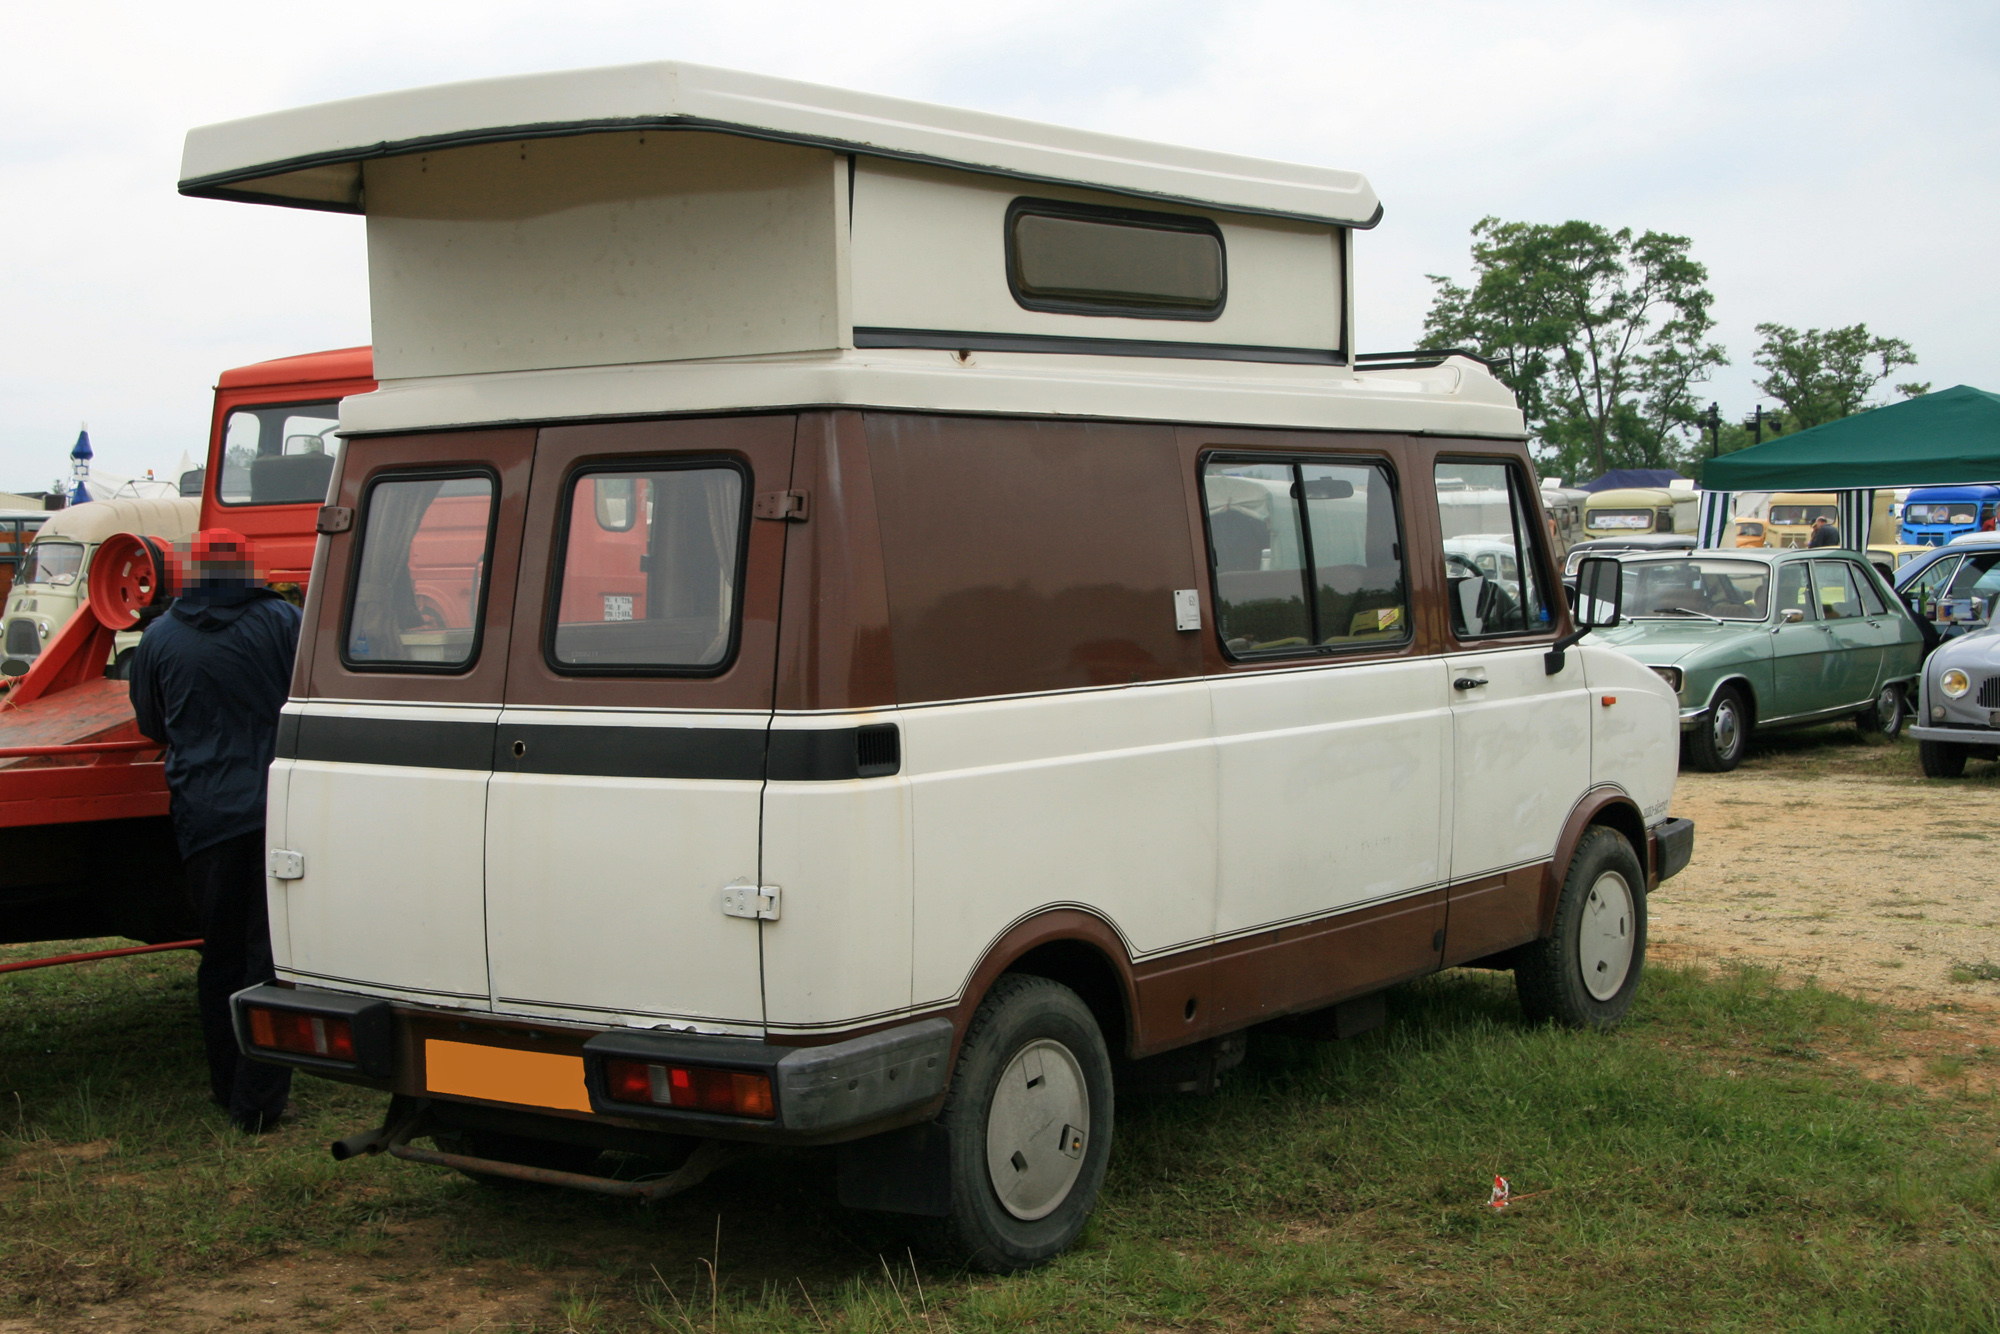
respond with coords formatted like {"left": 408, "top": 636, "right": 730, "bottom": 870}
{"left": 1899, "top": 485, "right": 2000, "bottom": 546}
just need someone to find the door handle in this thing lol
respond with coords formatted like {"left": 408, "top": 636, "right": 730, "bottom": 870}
{"left": 1453, "top": 674, "right": 1489, "bottom": 691}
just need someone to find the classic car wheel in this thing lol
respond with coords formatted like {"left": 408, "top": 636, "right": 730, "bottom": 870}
{"left": 1515, "top": 826, "right": 1646, "bottom": 1029}
{"left": 1857, "top": 684, "right": 1904, "bottom": 738}
{"left": 1919, "top": 739, "right": 1969, "bottom": 779}
{"left": 1687, "top": 686, "right": 1747, "bottom": 772}
{"left": 921, "top": 975, "right": 1113, "bottom": 1272}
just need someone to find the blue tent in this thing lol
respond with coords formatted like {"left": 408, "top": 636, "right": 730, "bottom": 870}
{"left": 1577, "top": 468, "right": 1687, "bottom": 493}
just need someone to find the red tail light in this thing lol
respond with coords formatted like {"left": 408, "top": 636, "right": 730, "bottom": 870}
{"left": 603, "top": 1058, "right": 774, "bottom": 1119}
{"left": 247, "top": 1006, "right": 356, "bottom": 1061}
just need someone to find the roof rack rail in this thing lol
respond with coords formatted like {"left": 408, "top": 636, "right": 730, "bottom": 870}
{"left": 1354, "top": 348, "right": 1501, "bottom": 372}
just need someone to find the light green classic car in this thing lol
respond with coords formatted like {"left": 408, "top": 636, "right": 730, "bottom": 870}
{"left": 1586, "top": 549, "right": 1927, "bottom": 771}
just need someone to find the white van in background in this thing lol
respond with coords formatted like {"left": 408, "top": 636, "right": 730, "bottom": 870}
{"left": 2, "top": 497, "right": 200, "bottom": 678}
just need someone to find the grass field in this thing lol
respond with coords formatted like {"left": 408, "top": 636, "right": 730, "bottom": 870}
{"left": 5, "top": 938, "right": 2000, "bottom": 1331}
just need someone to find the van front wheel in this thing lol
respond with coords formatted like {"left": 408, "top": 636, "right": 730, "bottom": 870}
{"left": 922, "top": 974, "right": 1113, "bottom": 1272}
{"left": 1515, "top": 826, "right": 1647, "bottom": 1029}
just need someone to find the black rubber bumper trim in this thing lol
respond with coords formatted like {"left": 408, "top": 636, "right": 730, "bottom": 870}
{"left": 230, "top": 982, "right": 397, "bottom": 1079}
{"left": 582, "top": 1018, "right": 952, "bottom": 1133}
{"left": 1652, "top": 817, "right": 1695, "bottom": 883}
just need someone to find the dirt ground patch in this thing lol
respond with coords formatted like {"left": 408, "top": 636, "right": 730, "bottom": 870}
{"left": 1654, "top": 734, "right": 2000, "bottom": 1091}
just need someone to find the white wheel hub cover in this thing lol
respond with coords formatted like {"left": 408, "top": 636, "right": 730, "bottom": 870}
{"left": 985, "top": 1038, "right": 1090, "bottom": 1221}
{"left": 1579, "top": 870, "right": 1636, "bottom": 1001}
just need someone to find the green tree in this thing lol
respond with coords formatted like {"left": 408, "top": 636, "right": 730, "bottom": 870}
{"left": 1422, "top": 217, "right": 1727, "bottom": 481}
{"left": 1751, "top": 323, "right": 1926, "bottom": 429}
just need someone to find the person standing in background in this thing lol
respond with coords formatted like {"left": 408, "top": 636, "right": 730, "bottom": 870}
{"left": 129, "top": 530, "right": 302, "bottom": 1133}
{"left": 1808, "top": 516, "right": 1842, "bottom": 548}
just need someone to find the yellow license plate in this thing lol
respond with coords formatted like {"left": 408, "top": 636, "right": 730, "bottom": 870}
{"left": 424, "top": 1039, "right": 592, "bottom": 1112}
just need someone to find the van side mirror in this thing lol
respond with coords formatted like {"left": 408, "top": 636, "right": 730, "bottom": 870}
{"left": 1545, "top": 556, "right": 1621, "bottom": 675}
{"left": 1573, "top": 557, "right": 1623, "bottom": 629}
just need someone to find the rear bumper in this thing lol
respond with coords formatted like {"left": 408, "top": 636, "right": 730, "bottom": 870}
{"left": 232, "top": 983, "right": 952, "bottom": 1142}
{"left": 1650, "top": 817, "right": 1695, "bottom": 884}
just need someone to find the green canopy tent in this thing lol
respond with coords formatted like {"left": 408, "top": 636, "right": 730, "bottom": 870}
{"left": 1695, "top": 385, "right": 2000, "bottom": 548}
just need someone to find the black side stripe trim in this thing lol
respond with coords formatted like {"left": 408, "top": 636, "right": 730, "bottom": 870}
{"left": 278, "top": 716, "right": 901, "bottom": 781}
{"left": 282, "top": 715, "right": 495, "bottom": 771}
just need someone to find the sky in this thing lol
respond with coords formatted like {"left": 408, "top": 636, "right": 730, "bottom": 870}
{"left": 3, "top": 0, "right": 1995, "bottom": 491}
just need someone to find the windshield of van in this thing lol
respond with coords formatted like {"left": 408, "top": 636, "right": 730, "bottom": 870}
{"left": 21, "top": 542, "right": 84, "bottom": 587}
{"left": 1587, "top": 508, "right": 1652, "bottom": 531}
{"left": 218, "top": 400, "right": 341, "bottom": 506}
{"left": 1621, "top": 559, "right": 1771, "bottom": 620}
{"left": 1769, "top": 504, "right": 1837, "bottom": 526}
{"left": 345, "top": 475, "right": 495, "bottom": 669}
{"left": 550, "top": 466, "right": 745, "bottom": 671}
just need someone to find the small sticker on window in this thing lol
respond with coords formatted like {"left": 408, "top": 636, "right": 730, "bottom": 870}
{"left": 602, "top": 594, "right": 635, "bottom": 622}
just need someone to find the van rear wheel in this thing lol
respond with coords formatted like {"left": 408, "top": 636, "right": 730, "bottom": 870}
{"left": 1515, "top": 826, "right": 1646, "bottom": 1029}
{"left": 921, "top": 974, "right": 1113, "bottom": 1272}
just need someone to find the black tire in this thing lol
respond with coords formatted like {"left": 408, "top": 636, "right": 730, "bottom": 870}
{"left": 920, "top": 975, "right": 1113, "bottom": 1272}
{"left": 1919, "top": 739, "right": 1968, "bottom": 779}
{"left": 1857, "top": 683, "right": 1905, "bottom": 738}
{"left": 105, "top": 648, "right": 135, "bottom": 680}
{"left": 432, "top": 1128, "right": 602, "bottom": 1186}
{"left": 1515, "top": 826, "right": 1647, "bottom": 1029}
{"left": 1686, "top": 685, "right": 1749, "bottom": 772}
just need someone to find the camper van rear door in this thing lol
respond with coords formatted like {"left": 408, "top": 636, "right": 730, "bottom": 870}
{"left": 483, "top": 416, "right": 797, "bottom": 1036}
{"left": 282, "top": 428, "right": 534, "bottom": 1009}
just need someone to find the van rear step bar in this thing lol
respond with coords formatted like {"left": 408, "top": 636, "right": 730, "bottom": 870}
{"left": 332, "top": 1095, "right": 745, "bottom": 1201}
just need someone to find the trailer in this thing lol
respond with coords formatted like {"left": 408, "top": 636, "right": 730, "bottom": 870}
{"left": 0, "top": 348, "right": 373, "bottom": 962}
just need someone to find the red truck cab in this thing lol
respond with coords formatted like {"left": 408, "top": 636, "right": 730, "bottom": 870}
{"left": 200, "top": 347, "right": 375, "bottom": 583}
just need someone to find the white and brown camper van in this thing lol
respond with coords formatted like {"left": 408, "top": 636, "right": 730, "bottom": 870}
{"left": 181, "top": 63, "right": 1693, "bottom": 1270}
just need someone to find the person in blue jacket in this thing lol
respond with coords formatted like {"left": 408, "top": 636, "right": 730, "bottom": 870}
{"left": 130, "top": 529, "right": 302, "bottom": 1133}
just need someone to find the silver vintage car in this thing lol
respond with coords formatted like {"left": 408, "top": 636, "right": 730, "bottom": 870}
{"left": 1910, "top": 621, "right": 2000, "bottom": 777}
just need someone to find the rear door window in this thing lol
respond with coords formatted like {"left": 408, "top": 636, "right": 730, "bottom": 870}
{"left": 1202, "top": 457, "right": 1408, "bottom": 657}
{"left": 1813, "top": 560, "right": 1861, "bottom": 620}
{"left": 547, "top": 464, "right": 747, "bottom": 673}
{"left": 343, "top": 473, "right": 497, "bottom": 670}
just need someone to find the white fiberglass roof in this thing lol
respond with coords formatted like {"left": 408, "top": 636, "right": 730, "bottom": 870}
{"left": 179, "top": 61, "right": 1381, "bottom": 227}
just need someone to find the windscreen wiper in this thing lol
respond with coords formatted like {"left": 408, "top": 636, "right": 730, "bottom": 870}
{"left": 1655, "top": 606, "right": 1724, "bottom": 623}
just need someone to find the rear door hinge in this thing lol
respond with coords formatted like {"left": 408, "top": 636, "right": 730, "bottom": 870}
{"left": 721, "top": 884, "right": 781, "bottom": 921}
{"left": 753, "top": 490, "right": 810, "bottom": 522}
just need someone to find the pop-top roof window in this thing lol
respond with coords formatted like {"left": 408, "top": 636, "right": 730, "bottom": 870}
{"left": 1007, "top": 199, "right": 1225, "bottom": 320}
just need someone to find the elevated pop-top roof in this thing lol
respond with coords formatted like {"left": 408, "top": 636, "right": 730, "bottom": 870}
{"left": 179, "top": 61, "right": 1381, "bottom": 227}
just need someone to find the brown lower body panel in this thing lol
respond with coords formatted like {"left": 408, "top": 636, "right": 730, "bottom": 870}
{"left": 1197, "top": 889, "right": 1448, "bottom": 1035}
{"left": 1441, "top": 865, "right": 1546, "bottom": 967}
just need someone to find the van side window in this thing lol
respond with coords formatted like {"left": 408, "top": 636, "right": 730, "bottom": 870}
{"left": 1433, "top": 461, "right": 1552, "bottom": 639}
{"left": 547, "top": 465, "right": 745, "bottom": 672}
{"left": 345, "top": 474, "right": 495, "bottom": 669}
{"left": 1202, "top": 458, "right": 1408, "bottom": 657}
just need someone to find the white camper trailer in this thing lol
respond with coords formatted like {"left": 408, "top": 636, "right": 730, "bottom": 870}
{"left": 182, "top": 62, "right": 1691, "bottom": 1270}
